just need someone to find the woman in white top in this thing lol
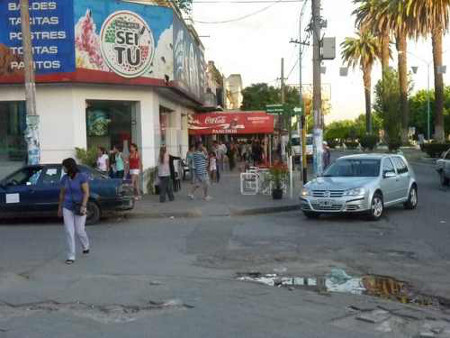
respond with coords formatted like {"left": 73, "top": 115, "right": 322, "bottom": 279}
{"left": 96, "top": 146, "right": 110, "bottom": 174}
{"left": 158, "top": 146, "right": 174, "bottom": 203}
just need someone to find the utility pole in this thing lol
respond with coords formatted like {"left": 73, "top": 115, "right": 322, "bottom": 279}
{"left": 20, "top": 0, "right": 40, "bottom": 165}
{"left": 299, "top": 0, "right": 308, "bottom": 185}
{"left": 280, "top": 58, "right": 286, "bottom": 161}
{"left": 281, "top": 58, "right": 286, "bottom": 104}
{"left": 290, "top": 0, "right": 309, "bottom": 185}
{"left": 311, "top": 0, "right": 323, "bottom": 176}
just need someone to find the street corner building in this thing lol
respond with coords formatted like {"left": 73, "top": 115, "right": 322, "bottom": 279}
{"left": 0, "top": 0, "right": 209, "bottom": 192}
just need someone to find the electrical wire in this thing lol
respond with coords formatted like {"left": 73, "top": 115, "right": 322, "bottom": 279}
{"left": 193, "top": 0, "right": 284, "bottom": 24}
{"left": 286, "top": 58, "right": 299, "bottom": 80}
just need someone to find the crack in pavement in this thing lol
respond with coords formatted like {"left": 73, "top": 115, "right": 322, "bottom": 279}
{"left": 0, "top": 299, "right": 193, "bottom": 324}
{"left": 332, "top": 305, "right": 450, "bottom": 337}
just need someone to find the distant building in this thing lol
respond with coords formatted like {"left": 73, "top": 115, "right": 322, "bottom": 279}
{"left": 225, "top": 74, "right": 243, "bottom": 110}
{"left": 205, "top": 61, "right": 225, "bottom": 109}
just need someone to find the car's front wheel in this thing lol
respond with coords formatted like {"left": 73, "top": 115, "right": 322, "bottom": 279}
{"left": 440, "top": 171, "right": 449, "bottom": 186}
{"left": 86, "top": 201, "right": 101, "bottom": 225}
{"left": 404, "top": 185, "right": 418, "bottom": 210}
{"left": 368, "top": 193, "right": 384, "bottom": 221}
{"left": 303, "top": 211, "right": 320, "bottom": 219}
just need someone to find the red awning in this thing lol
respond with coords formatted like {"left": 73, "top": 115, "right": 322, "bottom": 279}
{"left": 188, "top": 111, "right": 274, "bottom": 135}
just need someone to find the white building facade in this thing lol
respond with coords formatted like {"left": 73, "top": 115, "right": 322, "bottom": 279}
{"left": 0, "top": 0, "right": 206, "bottom": 191}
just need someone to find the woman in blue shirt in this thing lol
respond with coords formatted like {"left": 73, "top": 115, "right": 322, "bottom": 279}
{"left": 58, "top": 158, "right": 90, "bottom": 265}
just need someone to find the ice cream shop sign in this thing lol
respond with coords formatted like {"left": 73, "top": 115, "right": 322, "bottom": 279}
{"left": 100, "top": 11, "right": 155, "bottom": 78}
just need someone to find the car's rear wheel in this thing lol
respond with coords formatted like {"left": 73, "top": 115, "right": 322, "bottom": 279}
{"left": 303, "top": 211, "right": 320, "bottom": 219}
{"left": 368, "top": 193, "right": 383, "bottom": 221}
{"left": 86, "top": 201, "right": 101, "bottom": 225}
{"left": 404, "top": 185, "right": 418, "bottom": 210}
{"left": 440, "top": 171, "right": 449, "bottom": 186}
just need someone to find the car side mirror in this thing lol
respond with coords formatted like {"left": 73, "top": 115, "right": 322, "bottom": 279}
{"left": 384, "top": 171, "right": 396, "bottom": 179}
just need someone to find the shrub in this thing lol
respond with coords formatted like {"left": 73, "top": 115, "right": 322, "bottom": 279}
{"left": 422, "top": 143, "right": 450, "bottom": 158}
{"left": 387, "top": 139, "right": 402, "bottom": 152}
{"left": 75, "top": 147, "right": 97, "bottom": 167}
{"left": 345, "top": 141, "right": 359, "bottom": 149}
{"left": 360, "top": 134, "right": 378, "bottom": 151}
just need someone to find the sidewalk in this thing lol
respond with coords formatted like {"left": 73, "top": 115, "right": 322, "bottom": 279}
{"left": 129, "top": 171, "right": 302, "bottom": 219}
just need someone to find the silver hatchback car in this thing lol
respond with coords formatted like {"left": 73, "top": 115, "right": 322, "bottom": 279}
{"left": 300, "top": 154, "right": 418, "bottom": 220}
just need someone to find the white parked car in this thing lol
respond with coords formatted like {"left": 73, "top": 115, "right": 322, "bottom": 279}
{"left": 436, "top": 148, "right": 450, "bottom": 186}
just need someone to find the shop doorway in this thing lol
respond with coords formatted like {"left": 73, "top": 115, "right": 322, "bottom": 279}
{"left": 0, "top": 101, "right": 26, "bottom": 178}
{"left": 86, "top": 100, "right": 138, "bottom": 155}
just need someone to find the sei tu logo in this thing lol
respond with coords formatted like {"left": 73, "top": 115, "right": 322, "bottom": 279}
{"left": 100, "top": 11, "right": 154, "bottom": 78}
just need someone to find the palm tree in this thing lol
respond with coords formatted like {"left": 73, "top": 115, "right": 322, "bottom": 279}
{"left": 407, "top": 0, "right": 450, "bottom": 142}
{"left": 341, "top": 30, "right": 381, "bottom": 133}
{"left": 376, "top": 0, "right": 415, "bottom": 144}
{"left": 353, "top": 0, "right": 391, "bottom": 72}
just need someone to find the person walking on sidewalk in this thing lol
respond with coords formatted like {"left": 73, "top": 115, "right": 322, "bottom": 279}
{"left": 186, "top": 145, "right": 195, "bottom": 183}
{"left": 188, "top": 142, "right": 212, "bottom": 201}
{"left": 158, "top": 145, "right": 174, "bottom": 203}
{"left": 209, "top": 151, "right": 217, "bottom": 183}
{"left": 96, "top": 146, "right": 109, "bottom": 175}
{"left": 58, "top": 158, "right": 90, "bottom": 265}
{"left": 111, "top": 145, "right": 125, "bottom": 179}
{"left": 213, "top": 141, "right": 222, "bottom": 183}
{"left": 128, "top": 143, "right": 142, "bottom": 200}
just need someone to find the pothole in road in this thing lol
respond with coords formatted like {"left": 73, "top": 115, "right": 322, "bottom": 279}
{"left": 0, "top": 299, "right": 193, "bottom": 324}
{"left": 236, "top": 269, "right": 450, "bottom": 311}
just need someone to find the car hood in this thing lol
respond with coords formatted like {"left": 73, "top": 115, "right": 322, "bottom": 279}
{"left": 305, "top": 176, "right": 375, "bottom": 190}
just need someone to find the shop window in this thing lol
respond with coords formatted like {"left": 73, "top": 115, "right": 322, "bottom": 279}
{"left": 86, "top": 100, "right": 135, "bottom": 153}
{"left": 0, "top": 101, "right": 26, "bottom": 162}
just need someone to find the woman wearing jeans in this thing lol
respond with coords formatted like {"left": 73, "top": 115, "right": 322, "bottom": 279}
{"left": 158, "top": 145, "right": 174, "bottom": 203}
{"left": 58, "top": 158, "right": 90, "bottom": 265}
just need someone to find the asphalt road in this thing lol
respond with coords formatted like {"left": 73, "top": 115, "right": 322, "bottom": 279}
{"left": 0, "top": 160, "right": 449, "bottom": 337}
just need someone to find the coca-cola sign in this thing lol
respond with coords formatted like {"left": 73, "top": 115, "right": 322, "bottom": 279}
{"left": 205, "top": 116, "right": 226, "bottom": 125}
{"left": 189, "top": 112, "right": 274, "bottom": 135}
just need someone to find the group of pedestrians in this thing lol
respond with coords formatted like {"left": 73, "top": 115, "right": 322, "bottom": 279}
{"left": 96, "top": 143, "right": 142, "bottom": 200}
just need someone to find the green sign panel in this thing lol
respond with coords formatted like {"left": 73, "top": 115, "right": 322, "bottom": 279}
{"left": 266, "top": 104, "right": 284, "bottom": 114}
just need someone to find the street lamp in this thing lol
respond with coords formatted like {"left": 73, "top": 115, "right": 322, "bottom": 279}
{"left": 409, "top": 51, "right": 447, "bottom": 141}
{"left": 411, "top": 62, "right": 432, "bottom": 141}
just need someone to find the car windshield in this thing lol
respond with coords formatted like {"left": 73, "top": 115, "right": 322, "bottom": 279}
{"left": 291, "top": 138, "right": 300, "bottom": 146}
{"left": 323, "top": 159, "right": 381, "bottom": 177}
{"left": 306, "top": 136, "right": 313, "bottom": 145}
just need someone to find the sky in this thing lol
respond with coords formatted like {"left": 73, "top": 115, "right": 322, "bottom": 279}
{"left": 191, "top": 0, "right": 450, "bottom": 122}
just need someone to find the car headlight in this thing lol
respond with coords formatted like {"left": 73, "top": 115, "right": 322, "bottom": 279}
{"left": 301, "top": 188, "right": 311, "bottom": 197}
{"left": 343, "top": 187, "right": 366, "bottom": 196}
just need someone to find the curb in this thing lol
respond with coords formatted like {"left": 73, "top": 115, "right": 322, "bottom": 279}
{"left": 125, "top": 205, "right": 301, "bottom": 219}
{"left": 126, "top": 210, "right": 202, "bottom": 219}
{"left": 230, "top": 204, "right": 301, "bottom": 216}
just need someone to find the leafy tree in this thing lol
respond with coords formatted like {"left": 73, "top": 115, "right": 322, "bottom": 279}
{"left": 353, "top": 0, "right": 391, "bottom": 72}
{"left": 407, "top": 0, "right": 450, "bottom": 142}
{"left": 241, "top": 83, "right": 280, "bottom": 111}
{"left": 341, "top": 30, "right": 380, "bottom": 133}
{"left": 377, "top": 0, "right": 415, "bottom": 144}
{"left": 374, "top": 69, "right": 402, "bottom": 150}
{"left": 409, "top": 87, "right": 450, "bottom": 138}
